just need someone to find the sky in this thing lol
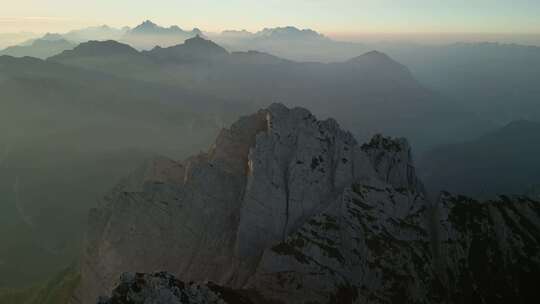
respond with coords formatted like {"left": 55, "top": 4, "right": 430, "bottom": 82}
{"left": 1, "top": 0, "right": 539, "bottom": 36}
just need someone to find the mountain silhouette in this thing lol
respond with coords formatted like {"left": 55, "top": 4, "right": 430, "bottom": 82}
{"left": 122, "top": 20, "right": 203, "bottom": 50}
{"left": 0, "top": 37, "right": 75, "bottom": 59}
{"left": 144, "top": 35, "right": 228, "bottom": 63}
{"left": 48, "top": 37, "right": 491, "bottom": 151}
{"left": 51, "top": 40, "right": 139, "bottom": 58}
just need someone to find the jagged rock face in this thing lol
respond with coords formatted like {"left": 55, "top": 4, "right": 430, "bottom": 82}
{"left": 249, "top": 181, "right": 434, "bottom": 304}
{"left": 234, "top": 105, "right": 370, "bottom": 282}
{"left": 78, "top": 104, "right": 540, "bottom": 304}
{"left": 437, "top": 193, "right": 540, "bottom": 303}
{"left": 79, "top": 109, "right": 268, "bottom": 303}
{"left": 361, "top": 134, "right": 423, "bottom": 193}
{"left": 78, "top": 103, "right": 413, "bottom": 303}
{"left": 248, "top": 191, "right": 540, "bottom": 304}
{"left": 97, "top": 272, "right": 254, "bottom": 304}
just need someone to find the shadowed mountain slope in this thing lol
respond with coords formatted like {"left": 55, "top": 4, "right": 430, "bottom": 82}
{"left": 0, "top": 55, "right": 247, "bottom": 288}
{"left": 0, "top": 38, "right": 75, "bottom": 59}
{"left": 49, "top": 37, "right": 493, "bottom": 152}
{"left": 420, "top": 120, "right": 540, "bottom": 198}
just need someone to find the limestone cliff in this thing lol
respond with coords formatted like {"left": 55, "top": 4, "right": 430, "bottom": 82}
{"left": 76, "top": 104, "right": 540, "bottom": 304}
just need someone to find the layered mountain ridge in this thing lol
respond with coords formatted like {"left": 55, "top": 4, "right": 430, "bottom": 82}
{"left": 76, "top": 104, "right": 540, "bottom": 304}
{"left": 0, "top": 37, "right": 75, "bottom": 59}
{"left": 47, "top": 36, "right": 491, "bottom": 152}
{"left": 2, "top": 20, "right": 540, "bottom": 303}
{"left": 0, "top": 54, "right": 247, "bottom": 288}
{"left": 52, "top": 40, "right": 139, "bottom": 58}
{"left": 129, "top": 20, "right": 202, "bottom": 37}
{"left": 143, "top": 35, "right": 228, "bottom": 63}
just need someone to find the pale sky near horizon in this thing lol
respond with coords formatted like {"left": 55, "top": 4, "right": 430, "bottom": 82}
{"left": 1, "top": 0, "right": 539, "bottom": 36}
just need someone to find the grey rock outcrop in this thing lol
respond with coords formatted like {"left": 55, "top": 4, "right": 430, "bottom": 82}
{"left": 436, "top": 193, "right": 540, "bottom": 303}
{"left": 249, "top": 181, "right": 433, "bottom": 303}
{"left": 79, "top": 109, "right": 268, "bottom": 303}
{"left": 77, "top": 104, "right": 540, "bottom": 304}
{"left": 234, "top": 104, "right": 371, "bottom": 283}
{"left": 97, "top": 272, "right": 254, "bottom": 304}
{"left": 361, "top": 134, "right": 423, "bottom": 193}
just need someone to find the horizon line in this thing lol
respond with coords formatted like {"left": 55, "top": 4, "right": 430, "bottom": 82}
{"left": 1, "top": 18, "right": 539, "bottom": 36}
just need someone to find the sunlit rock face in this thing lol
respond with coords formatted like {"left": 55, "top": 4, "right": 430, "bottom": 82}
{"left": 76, "top": 104, "right": 540, "bottom": 304}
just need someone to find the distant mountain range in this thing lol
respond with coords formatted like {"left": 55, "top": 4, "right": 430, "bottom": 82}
{"left": 381, "top": 42, "right": 540, "bottom": 123}
{"left": 0, "top": 34, "right": 75, "bottom": 59}
{"left": 52, "top": 40, "right": 140, "bottom": 58}
{"left": 0, "top": 21, "right": 336, "bottom": 55}
{"left": 0, "top": 32, "right": 39, "bottom": 49}
{"left": 221, "top": 26, "right": 328, "bottom": 41}
{"left": 211, "top": 26, "right": 365, "bottom": 63}
{"left": 0, "top": 34, "right": 496, "bottom": 287}
{"left": 3, "top": 21, "right": 538, "bottom": 126}
{"left": 0, "top": 54, "right": 246, "bottom": 287}
{"left": 142, "top": 34, "right": 227, "bottom": 63}
{"left": 1, "top": 21, "right": 539, "bottom": 291}
{"left": 62, "top": 25, "right": 128, "bottom": 43}
{"left": 420, "top": 120, "right": 540, "bottom": 198}
{"left": 121, "top": 20, "right": 203, "bottom": 50}
{"left": 0, "top": 20, "right": 202, "bottom": 55}
{"left": 130, "top": 20, "right": 202, "bottom": 36}
{"left": 48, "top": 35, "right": 492, "bottom": 151}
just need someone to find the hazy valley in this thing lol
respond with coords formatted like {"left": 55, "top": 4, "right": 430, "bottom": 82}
{"left": 1, "top": 17, "right": 539, "bottom": 304}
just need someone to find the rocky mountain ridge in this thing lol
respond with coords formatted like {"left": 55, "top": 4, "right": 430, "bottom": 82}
{"left": 76, "top": 104, "right": 540, "bottom": 304}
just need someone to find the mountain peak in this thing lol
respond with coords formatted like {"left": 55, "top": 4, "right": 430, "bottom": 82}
{"left": 257, "top": 26, "right": 326, "bottom": 40}
{"left": 130, "top": 20, "right": 185, "bottom": 35}
{"left": 184, "top": 34, "right": 209, "bottom": 44}
{"left": 347, "top": 50, "right": 406, "bottom": 69}
{"left": 131, "top": 20, "right": 159, "bottom": 32}
{"left": 178, "top": 35, "right": 227, "bottom": 53}
{"left": 362, "top": 50, "right": 391, "bottom": 59}
{"left": 78, "top": 103, "right": 431, "bottom": 303}
{"left": 350, "top": 50, "right": 393, "bottom": 62}
{"left": 343, "top": 50, "right": 418, "bottom": 89}
{"left": 0, "top": 35, "right": 75, "bottom": 59}
{"left": 49, "top": 40, "right": 139, "bottom": 60}
{"left": 145, "top": 36, "right": 227, "bottom": 63}
{"left": 41, "top": 33, "right": 65, "bottom": 41}
{"left": 140, "top": 20, "right": 158, "bottom": 28}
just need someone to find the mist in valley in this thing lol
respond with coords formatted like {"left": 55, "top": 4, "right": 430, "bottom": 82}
{"left": 1, "top": 2, "right": 540, "bottom": 303}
